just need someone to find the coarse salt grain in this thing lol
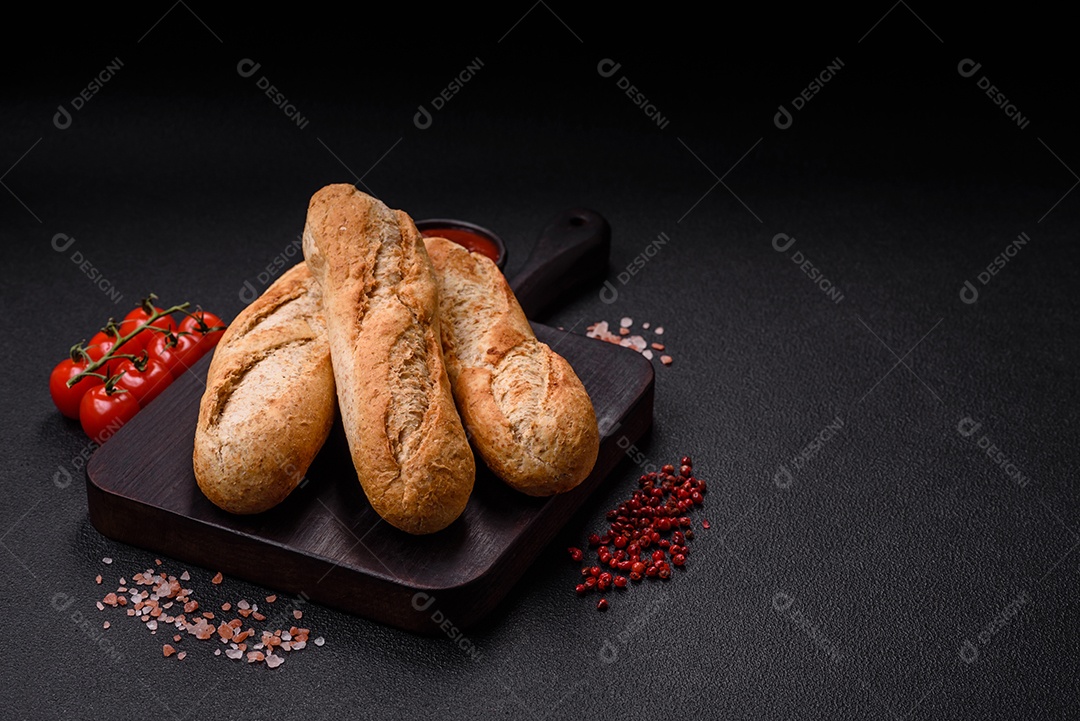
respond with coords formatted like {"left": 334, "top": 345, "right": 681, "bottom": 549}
{"left": 642, "top": 322, "right": 650, "bottom": 329}
{"left": 211, "top": 572, "right": 223, "bottom": 584}
{"left": 654, "top": 327, "right": 664, "bottom": 334}
{"left": 660, "top": 355, "right": 673, "bottom": 366}
{"left": 102, "top": 557, "right": 113, "bottom": 565}
{"left": 95, "top": 575, "right": 102, "bottom": 584}
{"left": 180, "top": 571, "right": 190, "bottom": 581}
{"left": 103, "top": 621, "right": 110, "bottom": 629}
{"left": 590, "top": 319, "right": 672, "bottom": 366}
{"left": 96, "top": 559, "right": 322, "bottom": 669}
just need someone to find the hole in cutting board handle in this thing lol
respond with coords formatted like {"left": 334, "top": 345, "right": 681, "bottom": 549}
{"left": 509, "top": 208, "right": 611, "bottom": 321}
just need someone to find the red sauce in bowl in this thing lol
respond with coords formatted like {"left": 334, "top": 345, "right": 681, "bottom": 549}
{"left": 419, "top": 227, "right": 503, "bottom": 265}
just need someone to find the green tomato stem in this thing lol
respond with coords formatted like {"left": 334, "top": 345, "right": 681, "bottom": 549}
{"left": 67, "top": 302, "right": 190, "bottom": 387}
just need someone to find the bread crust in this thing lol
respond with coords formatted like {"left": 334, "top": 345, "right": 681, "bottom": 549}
{"left": 302, "top": 184, "right": 475, "bottom": 534}
{"left": 193, "top": 261, "right": 335, "bottom": 514}
{"left": 424, "top": 236, "right": 599, "bottom": 496}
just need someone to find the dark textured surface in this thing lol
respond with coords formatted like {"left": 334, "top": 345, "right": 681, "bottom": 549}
{"left": 2, "top": 7, "right": 1078, "bottom": 720}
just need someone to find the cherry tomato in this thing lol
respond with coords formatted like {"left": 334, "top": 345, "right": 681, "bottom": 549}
{"left": 85, "top": 331, "right": 116, "bottom": 362}
{"left": 121, "top": 309, "right": 176, "bottom": 353}
{"left": 119, "top": 305, "right": 176, "bottom": 353}
{"left": 80, "top": 385, "right": 140, "bottom": 444}
{"left": 178, "top": 310, "right": 226, "bottom": 356}
{"left": 49, "top": 357, "right": 103, "bottom": 419}
{"left": 114, "top": 358, "right": 173, "bottom": 407}
{"left": 116, "top": 316, "right": 149, "bottom": 353}
{"left": 147, "top": 332, "right": 202, "bottom": 378}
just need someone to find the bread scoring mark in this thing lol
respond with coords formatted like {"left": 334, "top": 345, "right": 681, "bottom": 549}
{"left": 436, "top": 251, "right": 508, "bottom": 371}
{"left": 207, "top": 337, "right": 316, "bottom": 428}
{"left": 230, "top": 281, "right": 308, "bottom": 338}
{"left": 386, "top": 322, "right": 433, "bottom": 466}
{"left": 433, "top": 243, "right": 549, "bottom": 445}
{"left": 491, "top": 342, "right": 548, "bottom": 443}
{"left": 367, "top": 214, "right": 437, "bottom": 471}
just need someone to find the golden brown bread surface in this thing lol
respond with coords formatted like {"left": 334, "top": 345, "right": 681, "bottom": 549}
{"left": 302, "top": 184, "right": 475, "bottom": 534}
{"left": 424, "top": 236, "right": 600, "bottom": 496}
{"left": 193, "top": 261, "right": 335, "bottom": 514}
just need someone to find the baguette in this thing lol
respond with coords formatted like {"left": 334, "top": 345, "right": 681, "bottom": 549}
{"left": 193, "top": 261, "right": 335, "bottom": 514}
{"left": 424, "top": 236, "right": 599, "bottom": 496}
{"left": 302, "top": 184, "right": 475, "bottom": 534}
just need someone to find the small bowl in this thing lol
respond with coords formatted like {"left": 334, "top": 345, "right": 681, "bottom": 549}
{"left": 415, "top": 218, "right": 507, "bottom": 270}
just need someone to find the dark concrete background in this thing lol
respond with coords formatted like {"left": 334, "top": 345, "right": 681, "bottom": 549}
{"left": 2, "top": 6, "right": 1077, "bottom": 719}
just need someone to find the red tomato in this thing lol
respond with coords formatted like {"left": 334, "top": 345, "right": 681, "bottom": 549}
{"left": 119, "top": 305, "right": 176, "bottom": 353}
{"left": 114, "top": 358, "right": 173, "bottom": 407}
{"left": 85, "top": 331, "right": 116, "bottom": 362}
{"left": 80, "top": 385, "right": 140, "bottom": 444}
{"left": 178, "top": 310, "right": 226, "bottom": 355}
{"left": 147, "top": 332, "right": 202, "bottom": 378}
{"left": 49, "top": 357, "right": 103, "bottom": 419}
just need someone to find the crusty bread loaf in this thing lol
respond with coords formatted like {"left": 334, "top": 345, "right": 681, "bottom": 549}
{"left": 193, "top": 261, "right": 335, "bottom": 514}
{"left": 302, "top": 184, "right": 475, "bottom": 534}
{"left": 424, "top": 236, "right": 599, "bottom": 496}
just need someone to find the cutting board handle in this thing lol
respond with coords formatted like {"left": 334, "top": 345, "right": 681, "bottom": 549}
{"left": 509, "top": 208, "right": 611, "bottom": 320}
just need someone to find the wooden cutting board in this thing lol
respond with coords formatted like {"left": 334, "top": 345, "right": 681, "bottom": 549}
{"left": 85, "top": 209, "right": 655, "bottom": 633}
